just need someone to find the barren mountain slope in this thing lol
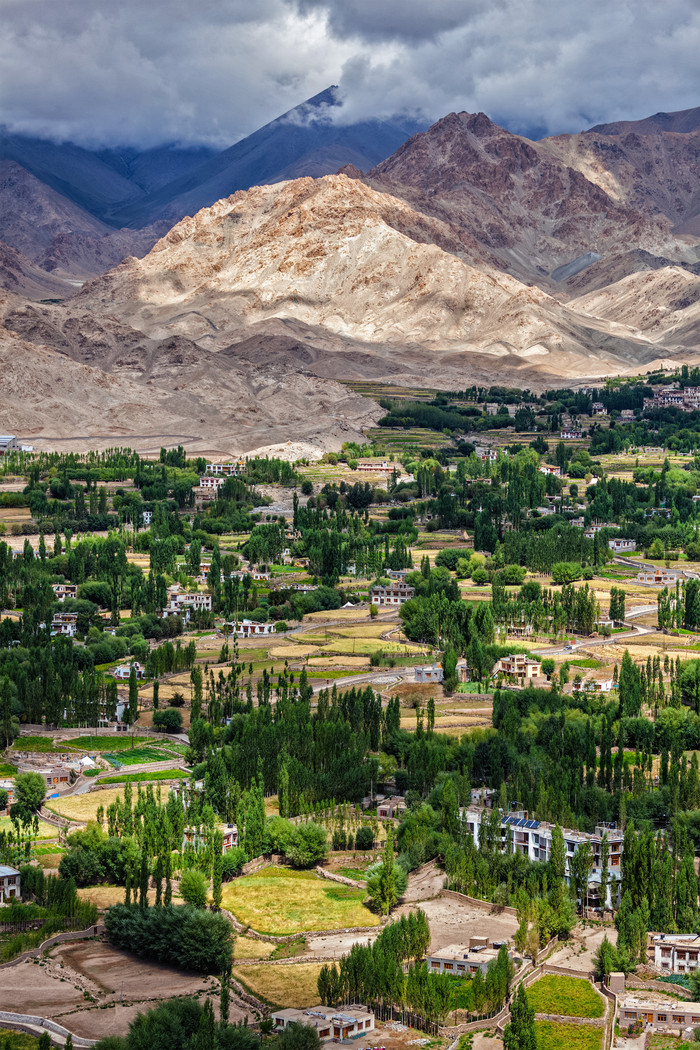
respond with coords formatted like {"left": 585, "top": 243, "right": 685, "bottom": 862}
{"left": 541, "top": 123, "right": 700, "bottom": 235}
{"left": 365, "top": 112, "right": 692, "bottom": 283}
{"left": 74, "top": 173, "right": 677, "bottom": 379}
{"left": 0, "top": 292, "right": 380, "bottom": 454}
{"left": 0, "top": 241, "right": 78, "bottom": 299}
{"left": 569, "top": 267, "right": 700, "bottom": 341}
{"left": 0, "top": 161, "right": 165, "bottom": 278}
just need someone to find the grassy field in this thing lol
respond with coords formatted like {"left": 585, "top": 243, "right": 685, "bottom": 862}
{"left": 0, "top": 815, "right": 56, "bottom": 840}
{"left": 534, "top": 1022, "right": 602, "bottom": 1050}
{"left": 233, "top": 936, "right": 278, "bottom": 961}
{"left": 221, "top": 866, "right": 378, "bottom": 935}
{"left": 11, "top": 736, "right": 68, "bottom": 753}
{"left": 103, "top": 746, "right": 171, "bottom": 766}
{"left": 233, "top": 962, "right": 324, "bottom": 1008}
{"left": 0, "top": 762, "right": 17, "bottom": 775}
{"left": 528, "top": 976, "right": 604, "bottom": 1018}
{"left": 66, "top": 735, "right": 153, "bottom": 751}
{"left": 97, "top": 769, "right": 188, "bottom": 784}
{"left": 0, "top": 1028, "right": 43, "bottom": 1049}
{"left": 46, "top": 786, "right": 127, "bottom": 822}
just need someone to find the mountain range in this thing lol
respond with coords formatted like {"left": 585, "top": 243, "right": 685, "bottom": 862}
{"left": 1, "top": 94, "right": 700, "bottom": 454}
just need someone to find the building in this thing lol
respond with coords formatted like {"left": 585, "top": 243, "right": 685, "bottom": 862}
{"left": 485, "top": 403, "right": 499, "bottom": 416}
{"left": 272, "top": 1006, "right": 375, "bottom": 1042}
{"left": 162, "top": 587, "right": 213, "bottom": 617}
{"left": 377, "top": 796, "right": 407, "bottom": 820}
{"left": 52, "top": 583, "right": 78, "bottom": 601}
{"left": 620, "top": 409, "right": 635, "bottom": 422}
{"left": 591, "top": 403, "right": 608, "bottom": 416}
{"left": 141, "top": 510, "right": 152, "bottom": 526}
{"left": 224, "top": 620, "right": 275, "bottom": 638}
{"left": 492, "top": 654, "right": 542, "bottom": 681}
{"left": 199, "top": 475, "right": 226, "bottom": 491}
{"left": 23, "top": 764, "right": 69, "bottom": 792}
{"left": 637, "top": 569, "right": 678, "bottom": 586}
{"left": 426, "top": 941, "right": 510, "bottom": 977}
{"left": 371, "top": 581, "right": 415, "bottom": 607}
{"left": 507, "top": 624, "right": 534, "bottom": 639}
{"left": 609, "top": 538, "right": 636, "bottom": 553}
{"left": 475, "top": 447, "right": 499, "bottom": 462}
{"left": 387, "top": 569, "right": 411, "bottom": 580}
{"left": 51, "top": 612, "right": 78, "bottom": 637}
{"left": 561, "top": 429, "right": 583, "bottom": 439}
{"left": 652, "top": 934, "right": 700, "bottom": 974}
{"left": 414, "top": 665, "right": 444, "bottom": 683}
{"left": 207, "top": 461, "right": 246, "bottom": 476}
{"left": 460, "top": 808, "right": 623, "bottom": 909}
{"left": 183, "top": 824, "right": 238, "bottom": 853}
{"left": 539, "top": 464, "right": 561, "bottom": 477}
{"left": 356, "top": 460, "right": 393, "bottom": 473}
{"left": 535, "top": 505, "right": 556, "bottom": 517}
{"left": 572, "top": 673, "right": 616, "bottom": 694}
{"left": 0, "top": 865, "right": 20, "bottom": 902}
{"left": 570, "top": 517, "right": 586, "bottom": 528}
{"left": 252, "top": 570, "right": 271, "bottom": 581}
{"left": 112, "top": 662, "right": 145, "bottom": 681}
{"left": 618, "top": 995, "right": 700, "bottom": 1034}
{"left": 0, "top": 780, "right": 14, "bottom": 814}
{"left": 0, "top": 436, "right": 19, "bottom": 457}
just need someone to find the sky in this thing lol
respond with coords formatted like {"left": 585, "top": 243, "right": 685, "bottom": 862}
{"left": 1, "top": 0, "right": 699, "bottom": 148}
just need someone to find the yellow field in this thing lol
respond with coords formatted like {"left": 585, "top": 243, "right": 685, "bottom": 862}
{"left": 268, "top": 645, "right": 320, "bottom": 659}
{"left": 221, "top": 866, "right": 379, "bottom": 935}
{"left": 233, "top": 962, "right": 324, "bottom": 1008}
{"left": 233, "top": 936, "right": 278, "bottom": 961}
{"left": 0, "top": 815, "right": 56, "bottom": 839}
{"left": 46, "top": 786, "right": 126, "bottom": 822}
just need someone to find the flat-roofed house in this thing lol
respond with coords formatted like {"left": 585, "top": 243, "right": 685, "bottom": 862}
{"left": 51, "top": 612, "right": 78, "bottom": 637}
{"left": 493, "top": 654, "right": 542, "bottom": 681}
{"left": 0, "top": 436, "right": 19, "bottom": 457}
{"left": 618, "top": 996, "right": 700, "bottom": 1034}
{"left": 426, "top": 942, "right": 510, "bottom": 976}
{"left": 0, "top": 865, "right": 20, "bottom": 902}
{"left": 371, "top": 581, "right": 414, "bottom": 606}
{"left": 652, "top": 934, "right": 700, "bottom": 974}
{"left": 609, "top": 538, "right": 636, "bottom": 553}
{"left": 414, "top": 665, "right": 444, "bottom": 683}
{"left": 272, "top": 1006, "right": 374, "bottom": 1042}
{"left": 52, "top": 583, "right": 78, "bottom": 601}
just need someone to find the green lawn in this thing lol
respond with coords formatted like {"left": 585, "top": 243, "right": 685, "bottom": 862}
{"left": 103, "top": 746, "right": 171, "bottom": 767}
{"left": 0, "top": 762, "right": 17, "bottom": 775}
{"left": 528, "top": 976, "right": 604, "bottom": 1018}
{"left": 221, "top": 866, "right": 379, "bottom": 935}
{"left": 0, "top": 816, "right": 56, "bottom": 840}
{"left": 11, "top": 736, "right": 66, "bottom": 753}
{"left": 97, "top": 769, "right": 189, "bottom": 784}
{"left": 535, "top": 1022, "right": 602, "bottom": 1050}
{"left": 0, "top": 1028, "right": 43, "bottom": 1049}
{"left": 68, "top": 735, "right": 152, "bottom": 751}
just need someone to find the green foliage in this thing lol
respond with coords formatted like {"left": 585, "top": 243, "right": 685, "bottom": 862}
{"left": 179, "top": 868, "right": 209, "bottom": 908}
{"left": 104, "top": 904, "right": 233, "bottom": 973}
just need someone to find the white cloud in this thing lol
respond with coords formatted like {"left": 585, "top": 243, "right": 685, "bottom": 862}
{"left": 0, "top": 0, "right": 698, "bottom": 146}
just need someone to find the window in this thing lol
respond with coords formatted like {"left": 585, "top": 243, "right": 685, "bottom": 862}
{"left": 673, "top": 1017, "right": 684, "bottom": 1024}
{"left": 657, "top": 1015, "right": 667, "bottom": 1022}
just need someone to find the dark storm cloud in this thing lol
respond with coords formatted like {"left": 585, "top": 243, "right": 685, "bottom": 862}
{"left": 0, "top": 0, "right": 698, "bottom": 147}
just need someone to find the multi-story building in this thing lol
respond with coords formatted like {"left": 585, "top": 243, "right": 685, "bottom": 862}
{"left": 162, "top": 587, "right": 213, "bottom": 618}
{"left": 591, "top": 403, "right": 608, "bottom": 416}
{"left": 620, "top": 409, "right": 635, "bottom": 421}
{"left": 539, "top": 464, "right": 561, "bottom": 477}
{"left": 207, "top": 461, "right": 246, "bottom": 476}
{"left": 492, "top": 654, "right": 542, "bottom": 681}
{"left": 371, "top": 581, "right": 415, "bottom": 606}
{"left": 51, "top": 612, "right": 78, "bottom": 637}
{"left": 651, "top": 934, "right": 700, "bottom": 974}
{"left": 0, "top": 865, "right": 20, "bottom": 902}
{"left": 224, "top": 619, "right": 275, "bottom": 638}
{"left": 198, "top": 475, "right": 226, "bottom": 491}
{"left": 377, "top": 796, "right": 407, "bottom": 820}
{"left": 459, "top": 807, "right": 623, "bottom": 909}
{"left": 52, "top": 583, "right": 78, "bottom": 601}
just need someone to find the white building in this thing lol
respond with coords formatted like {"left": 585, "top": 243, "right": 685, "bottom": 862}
{"left": 272, "top": 1006, "right": 374, "bottom": 1042}
{"left": 199, "top": 475, "right": 226, "bottom": 490}
{"left": 426, "top": 941, "right": 510, "bottom": 977}
{"left": 414, "top": 665, "right": 444, "bottom": 683}
{"left": 652, "top": 934, "right": 700, "bottom": 974}
{"left": 162, "top": 587, "right": 212, "bottom": 617}
{"left": 460, "top": 807, "right": 623, "bottom": 910}
{"left": 0, "top": 865, "right": 20, "bottom": 902}
{"left": 112, "top": 662, "right": 145, "bottom": 681}
{"left": 371, "top": 581, "right": 415, "bottom": 606}
{"left": 609, "top": 538, "right": 636, "bottom": 553}
{"left": 224, "top": 620, "right": 275, "bottom": 638}
{"left": 618, "top": 996, "right": 700, "bottom": 1034}
{"left": 51, "top": 612, "right": 78, "bottom": 637}
{"left": 0, "top": 436, "right": 19, "bottom": 457}
{"left": 52, "top": 583, "right": 78, "bottom": 601}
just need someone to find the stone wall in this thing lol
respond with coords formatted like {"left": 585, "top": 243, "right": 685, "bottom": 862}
{"left": 0, "top": 923, "right": 104, "bottom": 970}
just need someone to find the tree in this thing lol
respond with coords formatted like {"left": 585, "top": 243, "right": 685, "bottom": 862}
{"left": 276, "top": 1024, "right": 321, "bottom": 1050}
{"left": 286, "top": 823, "right": 328, "bottom": 868}
{"left": 180, "top": 869, "right": 209, "bottom": 909}
{"left": 367, "top": 827, "right": 405, "bottom": 915}
{"left": 13, "top": 771, "right": 45, "bottom": 812}
{"left": 153, "top": 708, "right": 183, "bottom": 733}
{"left": 128, "top": 665, "right": 139, "bottom": 724}
{"left": 503, "top": 984, "right": 536, "bottom": 1050}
